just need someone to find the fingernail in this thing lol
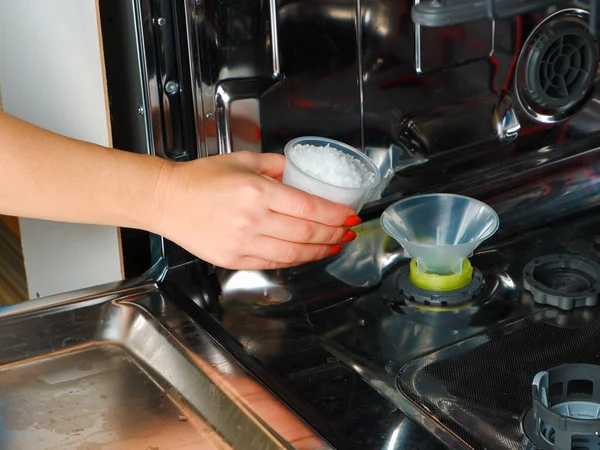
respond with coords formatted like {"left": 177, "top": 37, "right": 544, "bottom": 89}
{"left": 329, "top": 244, "right": 344, "bottom": 256}
{"left": 343, "top": 215, "right": 362, "bottom": 227}
{"left": 341, "top": 229, "right": 356, "bottom": 243}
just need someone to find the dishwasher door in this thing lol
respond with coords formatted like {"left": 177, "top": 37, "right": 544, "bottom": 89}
{"left": 0, "top": 263, "right": 329, "bottom": 450}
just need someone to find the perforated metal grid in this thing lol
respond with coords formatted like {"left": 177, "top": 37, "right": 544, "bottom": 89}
{"left": 397, "top": 307, "right": 600, "bottom": 450}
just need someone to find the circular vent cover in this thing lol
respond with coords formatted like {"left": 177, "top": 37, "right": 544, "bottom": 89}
{"left": 516, "top": 9, "right": 599, "bottom": 123}
{"left": 526, "top": 24, "right": 597, "bottom": 108}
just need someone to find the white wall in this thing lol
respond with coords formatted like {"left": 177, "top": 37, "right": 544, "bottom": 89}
{"left": 0, "top": 0, "right": 124, "bottom": 298}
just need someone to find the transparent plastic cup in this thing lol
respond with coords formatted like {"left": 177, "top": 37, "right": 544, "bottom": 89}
{"left": 283, "top": 136, "right": 380, "bottom": 212}
{"left": 380, "top": 193, "right": 499, "bottom": 275}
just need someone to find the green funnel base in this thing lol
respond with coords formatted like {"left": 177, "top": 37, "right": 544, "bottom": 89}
{"left": 408, "top": 259, "right": 473, "bottom": 292}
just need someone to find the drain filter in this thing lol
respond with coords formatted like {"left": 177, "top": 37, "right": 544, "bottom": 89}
{"left": 523, "top": 364, "right": 600, "bottom": 450}
{"left": 523, "top": 254, "right": 600, "bottom": 310}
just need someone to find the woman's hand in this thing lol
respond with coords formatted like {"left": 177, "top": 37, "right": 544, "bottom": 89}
{"left": 154, "top": 151, "right": 359, "bottom": 270}
{"left": 0, "top": 111, "right": 358, "bottom": 270}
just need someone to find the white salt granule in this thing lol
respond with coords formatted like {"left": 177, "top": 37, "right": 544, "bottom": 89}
{"left": 288, "top": 144, "right": 375, "bottom": 188}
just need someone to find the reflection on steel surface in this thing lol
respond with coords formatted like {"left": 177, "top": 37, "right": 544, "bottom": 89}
{"left": 0, "top": 276, "right": 328, "bottom": 450}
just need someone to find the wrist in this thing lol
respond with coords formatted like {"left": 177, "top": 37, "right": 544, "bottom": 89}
{"left": 145, "top": 156, "right": 181, "bottom": 237}
{"left": 112, "top": 151, "right": 176, "bottom": 235}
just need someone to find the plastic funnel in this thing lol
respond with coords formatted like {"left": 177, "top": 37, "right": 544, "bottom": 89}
{"left": 381, "top": 193, "right": 499, "bottom": 275}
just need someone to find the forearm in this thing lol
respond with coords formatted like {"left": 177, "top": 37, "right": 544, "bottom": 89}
{"left": 0, "top": 111, "right": 168, "bottom": 232}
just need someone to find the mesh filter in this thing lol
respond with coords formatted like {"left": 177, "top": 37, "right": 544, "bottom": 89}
{"left": 397, "top": 307, "right": 600, "bottom": 450}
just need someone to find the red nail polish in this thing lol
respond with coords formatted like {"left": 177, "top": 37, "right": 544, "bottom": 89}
{"left": 343, "top": 215, "right": 362, "bottom": 227}
{"left": 341, "top": 230, "right": 356, "bottom": 243}
{"left": 329, "top": 244, "right": 344, "bottom": 256}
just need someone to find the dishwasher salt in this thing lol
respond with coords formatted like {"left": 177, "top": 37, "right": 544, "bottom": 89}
{"left": 288, "top": 144, "right": 375, "bottom": 188}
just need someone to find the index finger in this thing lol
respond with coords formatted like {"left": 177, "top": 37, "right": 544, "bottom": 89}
{"left": 234, "top": 151, "right": 286, "bottom": 179}
{"left": 265, "top": 180, "right": 356, "bottom": 226}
